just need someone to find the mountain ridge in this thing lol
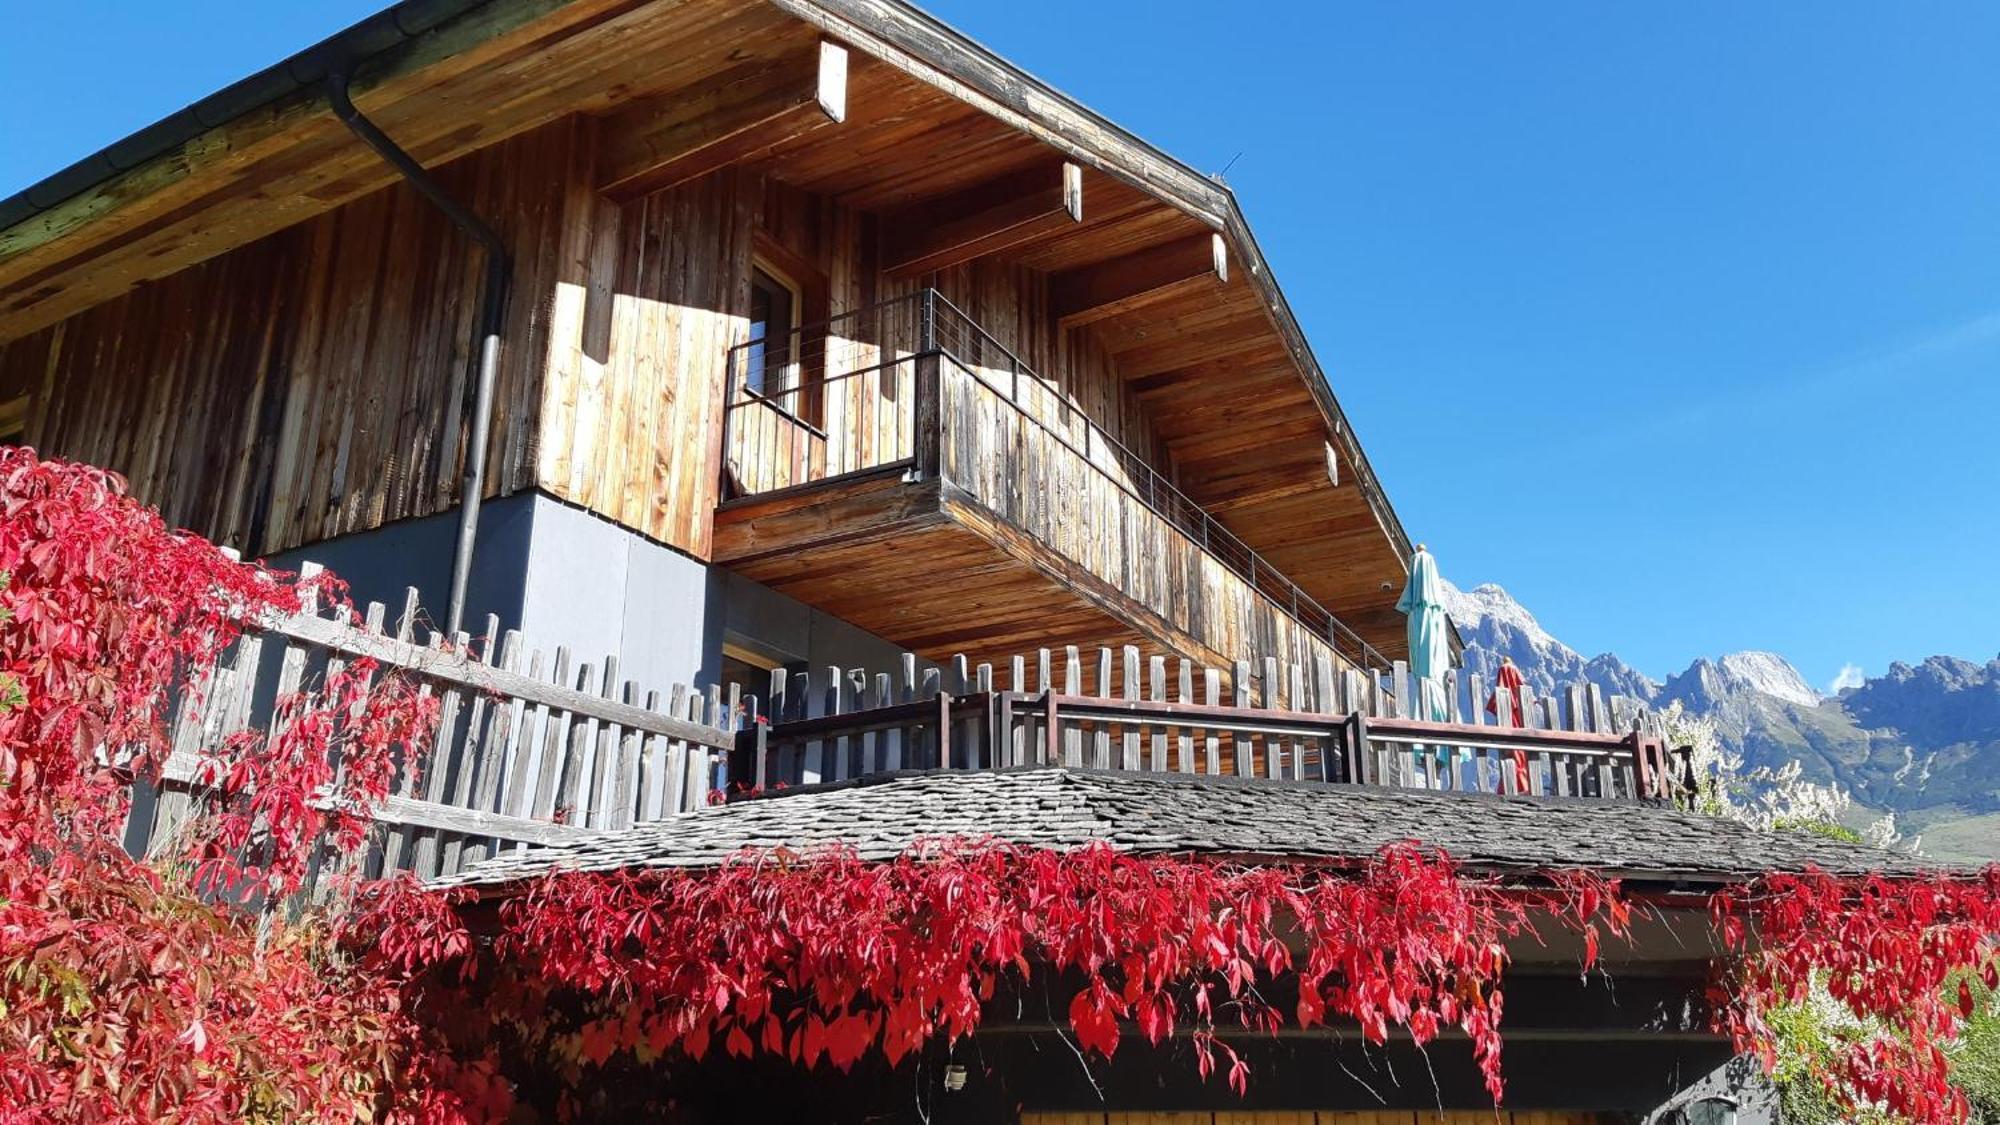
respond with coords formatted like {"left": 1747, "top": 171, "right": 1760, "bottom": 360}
{"left": 1438, "top": 579, "right": 1999, "bottom": 862}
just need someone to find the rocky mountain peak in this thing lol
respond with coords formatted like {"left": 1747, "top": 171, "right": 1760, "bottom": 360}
{"left": 1438, "top": 579, "right": 1659, "bottom": 707}
{"left": 1436, "top": 571, "right": 1997, "bottom": 862}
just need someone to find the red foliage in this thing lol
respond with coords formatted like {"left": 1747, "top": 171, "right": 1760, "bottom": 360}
{"left": 0, "top": 448, "right": 464, "bottom": 1121}
{"left": 6, "top": 445, "right": 2000, "bottom": 1123}
{"left": 1711, "top": 867, "right": 2000, "bottom": 1122}
{"left": 392, "top": 840, "right": 1609, "bottom": 1105}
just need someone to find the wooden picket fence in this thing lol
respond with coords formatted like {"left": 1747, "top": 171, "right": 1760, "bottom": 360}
{"left": 125, "top": 569, "right": 1691, "bottom": 892}
{"left": 126, "top": 563, "right": 739, "bottom": 885}
{"left": 730, "top": 646, "right": 1691, "bottom": 804}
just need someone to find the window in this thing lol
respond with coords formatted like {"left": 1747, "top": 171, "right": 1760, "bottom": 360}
{"left": 741, "top": 236, "right": 828, "bottom": 429}
{"left": 717, "top": 640, "right": 798, "bottom": 722}
{"left": 746, "top": 265, "right": 800, "bottom": 404}
{"left": 0, "top": 396, "right": 27, "bottom": 447}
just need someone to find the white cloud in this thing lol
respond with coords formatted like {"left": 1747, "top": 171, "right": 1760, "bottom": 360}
{"left": 1826, "top": 663, "right": 1866, "bottom": 695}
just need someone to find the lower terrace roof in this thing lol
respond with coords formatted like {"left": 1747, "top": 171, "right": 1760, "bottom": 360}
{"left": 441, "top": 766, "right": 1934, "bottom": 891}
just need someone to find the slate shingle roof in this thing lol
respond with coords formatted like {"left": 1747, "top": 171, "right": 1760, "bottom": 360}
{"left": 441, "top": 766, "right": 1938, "bottom": 890}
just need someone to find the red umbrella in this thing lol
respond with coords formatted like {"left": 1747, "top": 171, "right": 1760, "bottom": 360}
{"left": 1485, "top": 657, "right": 1531, "bottom": 793}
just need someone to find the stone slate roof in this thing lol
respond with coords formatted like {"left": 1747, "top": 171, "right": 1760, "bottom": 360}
{"left": 442, "top": 767, "right": 1938, "bottom": 891}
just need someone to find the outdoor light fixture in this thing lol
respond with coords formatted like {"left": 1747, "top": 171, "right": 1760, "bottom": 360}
{"left": 942, "top": 1064, "right": 968, "bottom": 1091}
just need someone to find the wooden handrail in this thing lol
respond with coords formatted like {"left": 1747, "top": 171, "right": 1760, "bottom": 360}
{"left": 738, "top": 685, "right": 1692, "bottom": 805}
{"left": 260, "top": 609, "right": 732, "bottom": 749}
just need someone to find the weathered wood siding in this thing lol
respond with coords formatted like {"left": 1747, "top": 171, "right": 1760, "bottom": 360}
{"left": 536, "top": 144, "right": 759, "bottom": 558}
{"left": 0, "top": 119, "right": 585, "bottom": 555}
{"left": 940, "top": 363, "right": 1343, "bottom": 676}
{"left": 2, "top": 115, "right": 1177, "bottom": 579}
{"left": 720, "top": 185, "right": 1175, "bottom": 508}
{"left": 542, "top": 165, "right": 1174, "bottom": 560}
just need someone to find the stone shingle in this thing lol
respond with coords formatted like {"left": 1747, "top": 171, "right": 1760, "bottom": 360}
{"left": 440, "top": 767, "right": 1938, "bottom": 889}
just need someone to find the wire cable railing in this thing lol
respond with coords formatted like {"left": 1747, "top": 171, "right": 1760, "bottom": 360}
{"left": 719, "top": 289, "right": 1390, "bottom": 674}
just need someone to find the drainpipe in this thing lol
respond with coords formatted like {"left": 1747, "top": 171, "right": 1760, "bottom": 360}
{"left": 325, "top": 71, "right": 508, "bottom": 637}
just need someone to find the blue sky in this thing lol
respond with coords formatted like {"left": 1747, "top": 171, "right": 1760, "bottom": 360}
{"left": 4, "top": 2, "right": 1997, "bottom": 689}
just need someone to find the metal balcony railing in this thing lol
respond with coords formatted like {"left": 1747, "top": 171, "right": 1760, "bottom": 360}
{"left": 720, "top": 288, "right": 1391, "bottom": 674}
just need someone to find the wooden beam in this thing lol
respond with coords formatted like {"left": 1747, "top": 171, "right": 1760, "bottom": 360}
{"left": 1049, "top": 232, "right": 1226, "bottom": 327}
{"left": 882, "top": 161, "right": 1083, "bottom": 278}
{"left": 597, "top": 39, "right": 847, "bottom": 199}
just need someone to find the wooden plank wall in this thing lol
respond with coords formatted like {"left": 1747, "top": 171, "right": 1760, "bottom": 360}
{"left": 3, "top": 117, "right": 1192, "bottom": 582}
{"left": 0, "top": 118, "right": 584, "bottom": 556}
{"left": 936, "top": 258, "right": 1170, "bottom": 492}
{"left": 941, "top": 363, "right": 1342, "bottom": 676}
{"left": 537, "top": 148, "right": 758, "bottom": 558}
{"left": 720, "top": 179, "right": 1176, "bottom": 501}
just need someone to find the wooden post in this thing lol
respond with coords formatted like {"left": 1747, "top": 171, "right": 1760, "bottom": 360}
{"left": 911, "top": 290, "right": 943, "bottom": 480}
{"left": 1631, "top": 731, "right": 1654, "bottom": 801}
{"left": 1261, "top": 656, "right": 1283, "bottom": 780}
{"left": 529, "top": 647, "right": 573, "bottom": 824}
{"left": 874, "top": 671, "right": 894, "bottom": 772}
{"left": 585, "top": 655, "right": 620, "bottom": 830}
{"left": 1009, "top": 656, "right": 1027, "bottom": 765}
{"left": 936, "top": 691, "right": 954, "bottom": 769}
{"left": 1232, "top": 660, "right": 1252, "bottom": 777}
{"left": 1201, "top": 667, "right": 1221, "bottom": 775}
{"left": 1120, "top": 645, "right": 1142, "bottom": 771}
{"left": 1176, "top": 659, "right": 1195, "bottom": 774}
{"left": 1094, "top": 648, "right": 1113, "bottom": 769}
{"left": 896, "top": 653, "right": 917, "bottom": 771}
{"left": 466, "top": 630, "right": 522, "bottom": 857}
{"left": 1062, "top": 646, "right": 1082, "bottom": 766}
{"left": 640, "top": 688, "right": 667, "bottom": 820}
{"left": 1146, "top": 655, "right": 1167, "bottom": 773}
{"left": 1312, "top": 655, "right": 1337, "bottom": 783}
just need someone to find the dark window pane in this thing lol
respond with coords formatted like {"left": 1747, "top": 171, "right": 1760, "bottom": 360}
{"left": 750, "top": 268, "right": 794, "bottom": 397}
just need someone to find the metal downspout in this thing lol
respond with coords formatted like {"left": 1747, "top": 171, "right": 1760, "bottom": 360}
{"left": 324, "top": 72, "right": 508, "bottom": 637}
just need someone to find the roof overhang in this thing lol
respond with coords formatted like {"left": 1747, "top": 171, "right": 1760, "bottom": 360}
{"left": 0, "top": 0, "right": 1417, "bottom": 648}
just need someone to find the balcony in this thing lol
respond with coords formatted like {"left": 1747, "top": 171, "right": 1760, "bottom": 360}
{"left": 714, "top": 290, "right": 1389, "bottom": 680}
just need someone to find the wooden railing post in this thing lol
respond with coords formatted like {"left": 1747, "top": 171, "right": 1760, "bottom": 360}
{"left": 910, "top": 331, "right": 942, "bottom": 482}
{"left": 1630, "top": 732, "right": 1657, "bottom": 801}
{"left": 936, "top": 691, "right": 954, "bottom": 768}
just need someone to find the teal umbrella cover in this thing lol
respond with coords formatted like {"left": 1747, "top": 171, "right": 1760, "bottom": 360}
{"left": 1395, "top": 545, "right": 1454, "bottom": 752}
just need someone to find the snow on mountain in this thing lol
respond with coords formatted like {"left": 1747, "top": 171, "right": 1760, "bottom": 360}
{"left": 1439, "top": 574, "right": 1999, "bottom": 862}
{"left": 1439, "top": 579, "right": 1820, "bottom": 712}
{"left": 1438, "top": 580, "right": 1659, "bottom": 706}
{"left": 1437, "top": 581, "right": 1562, "bottom": 654}
{"left": 1661, "top": 652, "right": 1821, "bottom": 711}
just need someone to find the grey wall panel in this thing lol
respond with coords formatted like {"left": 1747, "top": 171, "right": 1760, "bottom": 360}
{"left": 705, "top": 569, "right": 934, "bottom": 716}
{"left": 271, "top": 491, "right": 924, "bottom": 710}
{"left": 265, "top": 493, "right": 535, "bottom": 636}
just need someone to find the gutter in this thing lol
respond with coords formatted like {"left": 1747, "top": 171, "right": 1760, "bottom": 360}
{"left": 324, "top": 71, "right": 507, "bottom": 638}
{"left": 0, "top": 0, "right": 494, "bottom": 233}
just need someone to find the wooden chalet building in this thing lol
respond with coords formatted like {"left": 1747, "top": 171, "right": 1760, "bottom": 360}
{"left": 0, "top": 0, "right": 1409, "bottom": 695}
{"left": 0, "top": 1, "right": 1905, "bottom": 1121}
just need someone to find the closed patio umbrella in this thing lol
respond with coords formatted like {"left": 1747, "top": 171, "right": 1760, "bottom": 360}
{"left": 1395, "top": 544, "right": 1453, "bottom": 783}
{"left": 1487, "top": 655, "right": 1532, "bottom": 792}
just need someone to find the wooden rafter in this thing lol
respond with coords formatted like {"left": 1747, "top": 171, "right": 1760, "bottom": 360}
{"left": 881, "top": 161, "right": 1083, "bottom": 278}
{"left": 597, "top": 39, "right": 848, "bottom": 199}
{"left": 1049, "top": 232, "right": 1226, "bottom": 327}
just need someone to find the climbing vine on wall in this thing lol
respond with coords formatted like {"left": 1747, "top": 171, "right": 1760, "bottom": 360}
{"left": 381, "top": 841, "right": 1625, "bottom": 1106}
{"left": 4, "top": 445, "right": 1999, "bottom": 1123}
{"left": 0, "top": 448, "right": 487, "bottom": 1121}
{"left": 1712, "top": 868, "right": 2000, "bottom": 1122}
